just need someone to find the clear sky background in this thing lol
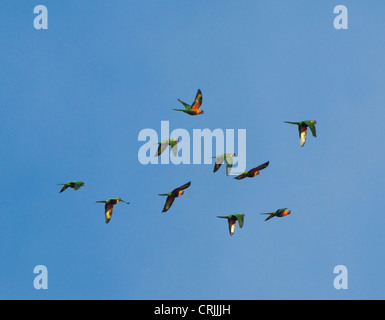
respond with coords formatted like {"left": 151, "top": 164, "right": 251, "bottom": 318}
{"left": 1, "top": 0, "right": 385, "bottom": 300}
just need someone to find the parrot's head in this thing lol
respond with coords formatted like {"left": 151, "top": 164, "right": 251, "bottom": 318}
{"left": 200, "top": 110, "right": 204, "bottom": 115}
{"left": 116, "top": 198, "right": 128, "bottom": 204}
{"left": 312, "top": 120, "right": 317, "bottom": 125}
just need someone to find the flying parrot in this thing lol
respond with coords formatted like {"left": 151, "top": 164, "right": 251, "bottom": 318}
{"left": 155, "top": 138, "right": 180, "bottom": 157}
{"left": 212, "top": 153, "right": 236, "bottom": 176}
{"left": 260, "top": 208, "right": 292, "bottom": 221}
{"left": 284, "top": 120, "right": 317, "bottom": 147}
{"left": 234, "top": 161, "right": 269, "bottom": 180}
{"left": 159, "top": 181, "right": 191, "bottom": 212}
{"left": 217, "top": 214, "right": 245, "bottom": 236}
{"left": 173, "top": 89, "right": 204, "bottom": 116}
{"left": 58, "top": 181, "right": 85, "bottom": 193}
{"left": 96, "top": 198, "right": 130, "bottom": 224}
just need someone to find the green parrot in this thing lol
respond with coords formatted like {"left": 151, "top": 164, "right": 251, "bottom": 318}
{"left": 155, "top": 138, "right": 180, "bottom": 157}
{"left": 159, "top": 181, "right": 191, "bottom": 212}
{"left": 217, "top": 214, "right": 245, "bottom": 236}
{"left": 96, "top": 198, "right": 129, "bottom": 224}
{"left": 58, "top": 181, "right": 85, "bottom": 193}
{"left": 234, "top": 161, "right": 269, "bottom": 180}
{"left": 212, "top": 153, "right": 236, "bottom": 176}
{"left": 284, "top": 120, "right": 317, "bottom": 147}
{"left": 173, "top": 89, "right": 204, "bottom": 115}
{"left": 260, "top": 208, "right": 292, "bottom": 221}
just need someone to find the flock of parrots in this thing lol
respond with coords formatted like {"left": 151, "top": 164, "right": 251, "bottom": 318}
{"left": 58, "top": 89, "right": 317, "bottom": 236}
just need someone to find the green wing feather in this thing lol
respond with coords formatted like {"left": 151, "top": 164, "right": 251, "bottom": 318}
{"left": 177, "top": 99, "right": 191, "bottom": 110}
{"left": 169, "top": 140, "right": 178, "bottom": 156}
{"left": 59, "top": 185, "right": 69, "bottom": 193}
{"left": 264, "top": 214, "right": 274, "bottom": 221}
{"left": 260, "top": 212, "right": 276, "bottom": 221}
{"left": 299, "top": 125, "right": 307, "bottom": 147}
{"left": 218, "top": 215, "right": 243, "bottom": 235}
{"left": 305, "top": 121, "right": 317, "bottom": 137}
{"left": 213, "top": 156, "right": 224, "bottom": 173}
{"left": 58, "top": 181, "right": 84, "bottom": 192}
{"left": 253, "top": 161, "right": 269, "bottom": 172}
{"left": 156, "top": 141, "right": 169, "bottom": 156}
{"left": 246, "top": 161, "right": 270, "bottom": 176}
{"left": 234, "top": 172, "right": 248, "bottom": 180}
{"left": 190, "top": 89, "right": 202, "bottom": 110}
{"left": 174, "top": 181, "right": 191, "bottom": 193}
{"left": 224, "top": 156, "right": 233, "bottom": 176}
{"left": 162, "top": 196, "right": 175, "bottom": 212}
{"left": 234, "top": 214, "right": 244, "bottom": 228}
{"left": 228, "top": 219, "right": 236, "bottom": 236}
{"left": 73, "top": 181, "right": 85, "bottom": 190}
{"left": 105, "top": 203, "right": 114, "bottom": 224}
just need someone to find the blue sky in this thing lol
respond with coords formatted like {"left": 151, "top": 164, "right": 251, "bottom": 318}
{"left": 1, "top": 0, "right": 385, "bottom": 299}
